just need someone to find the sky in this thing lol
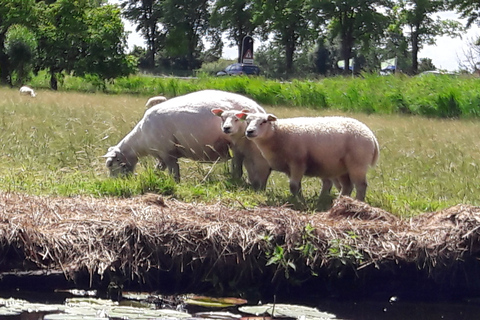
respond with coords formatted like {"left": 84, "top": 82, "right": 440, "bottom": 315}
{"left": 116, "top": 4, "right": 480, "bottom": 72}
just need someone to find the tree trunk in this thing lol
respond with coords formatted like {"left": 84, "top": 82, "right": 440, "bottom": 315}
{"left": 285, "top": 42, "right": 295, "bottom": 75}
{"left": 0, "top": 34, "right": 11, "bottom": 86}
{"left": 50, "top": 70, "right": 58, "bottom": 91}
{"left": 341, "top": 35, "right": 353, "bottom": 76}
{"left": 411, "top": 27, "right": 419, "bottom": 75}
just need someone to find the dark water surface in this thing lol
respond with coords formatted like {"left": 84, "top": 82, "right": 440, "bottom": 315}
{"left": 1, "top": 289, "right": 480, "bottom": 320}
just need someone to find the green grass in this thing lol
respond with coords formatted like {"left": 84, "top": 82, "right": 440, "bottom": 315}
{"left": 28, "top": 71, "right": 480, "bottom": 119}
{"left": 2, "top": 84, "right": 480, "bottom": 218}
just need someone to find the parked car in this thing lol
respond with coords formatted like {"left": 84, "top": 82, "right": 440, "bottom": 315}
{"left": 216, "top": 63, "right": 260, "bottom": 76}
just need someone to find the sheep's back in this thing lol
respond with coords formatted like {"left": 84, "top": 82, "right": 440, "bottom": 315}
{"left": 268, "top": 116, "right": 378, "bottom": 176}
{"left": 137, "top": 90, "right": 265, "bottom": 161}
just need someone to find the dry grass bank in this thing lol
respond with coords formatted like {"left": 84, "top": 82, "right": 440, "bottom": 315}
{"left": 0, "top": 191, "right": 479, "bottom": 299}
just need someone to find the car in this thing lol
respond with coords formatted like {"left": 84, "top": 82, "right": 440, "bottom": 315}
{"left": 216, "top": 63, "right": 260, "bottom": 76}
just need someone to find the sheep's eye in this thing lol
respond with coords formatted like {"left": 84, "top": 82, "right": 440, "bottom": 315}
{"left": 261, "top": 120, "right": 267, "bottom": 124}
{"left": 234, "top": 118, "right": 238, "bottom": 122}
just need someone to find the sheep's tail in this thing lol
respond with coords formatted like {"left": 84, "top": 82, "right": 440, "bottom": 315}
{"left": 371, "top": 136, "right": 380, "bottom": 167}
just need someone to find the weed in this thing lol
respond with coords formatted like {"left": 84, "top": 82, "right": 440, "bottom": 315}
{"left": 327, "top": 231, "right": 363, "bottom": 266}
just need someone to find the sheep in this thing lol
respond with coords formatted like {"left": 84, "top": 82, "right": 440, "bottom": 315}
{"left": 19, "top": 86, "right": 36, "bottom": 97}
{"left": 237, "top": 112, "right": 379, "bottom": 202}
{"left": 103, "top": 90, "right": 265, "bottom": 183}
{"left": 211, "top": 108, "right": 271, "bottom": 190}
{"left": 145, "top": 95, "right": 167, "bottom": 108}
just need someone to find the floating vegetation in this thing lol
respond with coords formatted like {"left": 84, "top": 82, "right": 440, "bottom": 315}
{"left": 239, "top": 304, "right": 337, "bottom": 320}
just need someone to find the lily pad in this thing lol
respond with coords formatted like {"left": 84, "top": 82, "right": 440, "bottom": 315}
{"left": 194, "top": 311, "right": 243, "bottom": 319}
{"left": 107, "top": 305, "right": 191, "bottom": 319}
{"left": 186, "top": 295, "right": 248, "bottom": 308}
{"left": 238, "top": 304, "right": 338, "bottom": 320}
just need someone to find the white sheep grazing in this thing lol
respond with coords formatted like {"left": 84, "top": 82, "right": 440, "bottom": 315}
{"left": 19, "top": 86, "right": 36, "bottom": 97}
{"left": 211, "top": 108, "right": 271, "bottom": 190}
{"left": 238, "top": 112, "right": 379, "bottom": 202}
{"left": 103, "top": 90, "right": 265, "bottom": 183}
{"left": 145, "top": 95, "right": 167, "bottom": 108}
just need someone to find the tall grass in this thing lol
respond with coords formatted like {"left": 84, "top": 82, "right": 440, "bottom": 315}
{"left": 1, "top": 86, "right": 480, "bottom": 217}
{"left": 29, "top": 72, "right": 480, "bottom": 119}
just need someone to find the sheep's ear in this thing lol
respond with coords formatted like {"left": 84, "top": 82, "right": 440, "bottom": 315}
{"left": 236, "top": 112, "right": 248, "bottom": 121}
{"left": 102, "top": 147, "right": 117, "bottom": 158}
{"left": 267, "top": 114, "right": 277, "bottom": 122}
{"left": 211, "top": 108, "right": 224, "bottom": 116}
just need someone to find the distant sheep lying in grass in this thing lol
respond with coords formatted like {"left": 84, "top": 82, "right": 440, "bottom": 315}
{"left": 237, "top": 112, "right": 379, "bottom": 202}
{"left": 104, "top": 90, "right": 265, "bottom": 183}
{"left": 19, "top": 86, "right": 36, "bottom": 97}
{"left": 211, "top": 108, "right": 271, "bottom": 190}
{"left": 145, "top": 95, "right": 167, "bottom": 108}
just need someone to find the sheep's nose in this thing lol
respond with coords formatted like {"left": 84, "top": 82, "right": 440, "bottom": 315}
{"left": 246, "top": 130, "right": 255, "bottom": 137}
{"left": 223, "top": 127, "right": 231, "bottom": 134}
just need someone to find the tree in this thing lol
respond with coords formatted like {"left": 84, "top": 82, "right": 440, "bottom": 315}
{"left": 458, "top": 36, "right": 480, "bottom": 73}
{"left": 396, "top": 0, "right": 463, "bottom": 74}
{"left": 211, "top": 0, "right": 258, "bottom": 62}
{"left": 313, "top": 0, "right": 391, "bottom": 75}
{"left": 253, "top": 0, "right": 320, "bottom": 75}
{"left": 312, "top": 37, "right": 332, "bottom": 75}
{"left": 161, "top": 0, "right": 212, "bottom": 70}
{"left": 36, "top": 0, "right": 133, "bottom": 90}
{"left": 5, "top": 25, "right": 37, "bottom": 86}
{"left": 0, "top": 0, "right": 36, "bottom": 85}
{"left": 75, "top": 4, "right": 136, "bottom": 86}
{"left": 121, "top": 0, "right": 164, "bottom": 69}
{"left": 418, "top": 57, "right": 436, "bottom": 72}
{"left": 449, "top": 0, "right": 480, "bottom": 28}
{"left": 35, "top": 0, "right": 91, "bottom": 89}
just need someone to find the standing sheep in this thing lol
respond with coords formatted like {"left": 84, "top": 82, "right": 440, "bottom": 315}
{"left": 103, "top": 90, "right": 265, "bottom": 183}
{"left": 237, "top": 112, "right": 379, "bottom": 202}
{"left": 145, "top": 95, "right": 167, "bottom": 108}
{"left": 211, "top": 108, "right": 271, "bottom": 190}
{"left": 19, "top": 86, "right": 36, "bottom": 97}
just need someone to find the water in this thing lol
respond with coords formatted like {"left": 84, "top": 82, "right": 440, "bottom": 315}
{"left": 1, "top": 289, "right": 480, "bottom": 320}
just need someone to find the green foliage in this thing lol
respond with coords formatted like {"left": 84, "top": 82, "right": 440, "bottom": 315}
{"left": 5, "top": 25, "right": 37, "bottom": 86}
{"left": 327, "top": 231, "right": 363, "bottom": 266}
{"left": 266, "top": 245, "right": 297, "bottom": 279}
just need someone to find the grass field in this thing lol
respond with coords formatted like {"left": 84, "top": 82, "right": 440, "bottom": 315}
{"left": 1, "top": 86, "right": 479, "bottom": 217}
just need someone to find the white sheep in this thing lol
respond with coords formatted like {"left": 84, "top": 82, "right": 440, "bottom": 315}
{"left": 19, "top": 86, "right": 36, "bottom": 97}
{"left": 145, "top": 95, "right": 167, "bottom": 108}
{"left": 237, "top": 112, "right": 379, "bottom": 202}
{"left": 211, "top": 108, "right": 271, "bottom": 190}
{"left": 103, "top": 90, "right": 265, "bottom": 183}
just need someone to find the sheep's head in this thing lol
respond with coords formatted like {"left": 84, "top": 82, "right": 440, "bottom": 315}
{"left": 103, "top": 146, "right": 135, "bottom": 177}
{"left": 237, "top": 112, "right": 277, "bottom": 140}
{"left": 212, "top": 108, "right": 248, "bottom": 136}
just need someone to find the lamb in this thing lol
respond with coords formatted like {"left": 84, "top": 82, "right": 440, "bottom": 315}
{"left": 237, "top": 112, "right": 379, "bottom": 202}
{"left": 145, "top": 95, "right": 167, "bottom": 108}
{"left": 19, "top": 86, "right": 36, "bottom": 97}
{"left": 103, "top": 90, "right": 265, "bottom": 183}
{"left": 211, "top": 108, "right": 271, "bottom": 190}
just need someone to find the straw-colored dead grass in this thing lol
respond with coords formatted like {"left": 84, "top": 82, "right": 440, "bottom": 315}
{"left": 0, "top": 192, "right": 479, "bottom": 293}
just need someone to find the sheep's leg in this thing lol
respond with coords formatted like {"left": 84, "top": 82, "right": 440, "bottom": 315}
{"left": 288, "top": 165, "right": 306, "bottom": 196}
{"left": 253, "top": 167, "right": 271, "bottom": 191}
{"left": 244, "top": 157, "right": 271, "bottom": 191}
{"left": 351, "top": 175, "right": 368, "bottom": 202}
{"left": 231, "top": 149, "right": 244, "bottom": 180}
{"left": 319, "top": 178, "right": 333, "bottom": 198}
{"left": 155, "top": 157, "right": 167, "bottom": 171}
{"left": 332, "top": 178, "right": 342, "bottom": 191}
{"left": 339, "top": 174, "right": 353, "bottom": 197}
{"left": 165, "top": 158, "right": 181, "bottom": 182}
